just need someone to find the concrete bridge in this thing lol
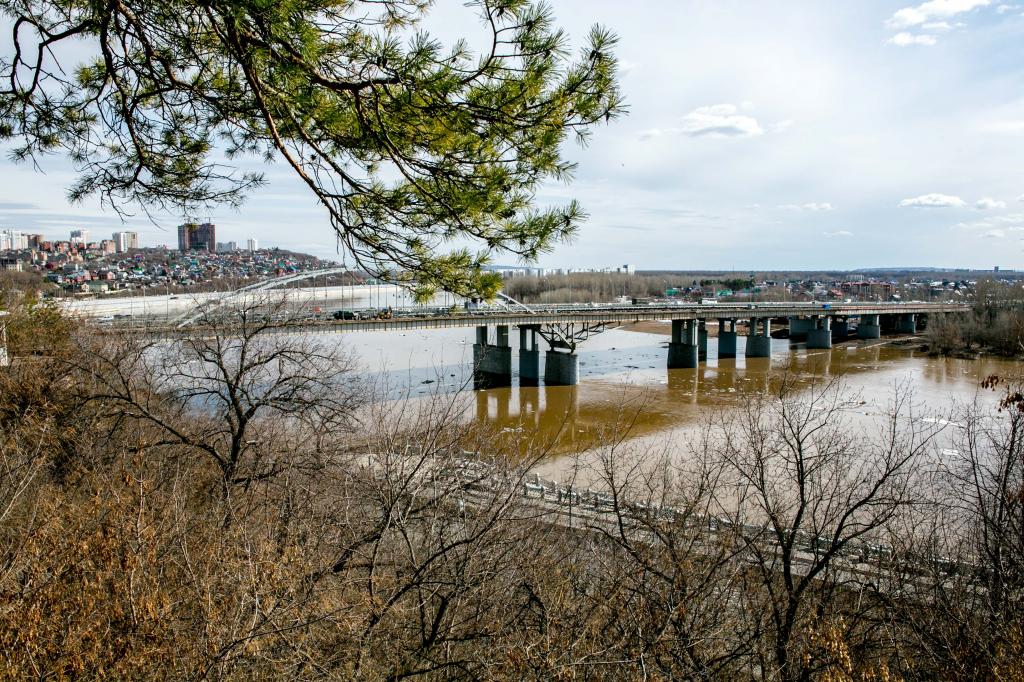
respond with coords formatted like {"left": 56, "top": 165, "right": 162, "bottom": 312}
{"left": 137, "top": 299, "right": 967, "bottom": 388}
{"left": 457, "top": 302, "right": 961, "bottom": 387}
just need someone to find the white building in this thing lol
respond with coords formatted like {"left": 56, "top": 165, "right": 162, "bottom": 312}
{"left": 0, "top": 230, "right": 28, "bottom": 251}
{"left": 112, "top": 231, "right": 139, "bottom": 252}
{"left": 70, "top": 229, "right": 89, "bottom": 246}
{"left": 247, "top": 238, "right": 259, "bottom": 252}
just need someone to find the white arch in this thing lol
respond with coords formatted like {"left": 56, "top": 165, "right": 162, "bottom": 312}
{"left": 173, "top": 267, "right": 354, "bottom": 327}
{"left": 171, "top": 268, "right": 523, "bottom": 328}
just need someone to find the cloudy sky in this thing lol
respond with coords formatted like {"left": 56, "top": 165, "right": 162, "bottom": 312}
{"left": 3, "top": 0, "right": 1024, "bottom": 270}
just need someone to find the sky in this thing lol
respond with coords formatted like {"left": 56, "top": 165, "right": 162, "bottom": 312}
{"left": 3, "top": 0, "right": 1024, "bottom": 270}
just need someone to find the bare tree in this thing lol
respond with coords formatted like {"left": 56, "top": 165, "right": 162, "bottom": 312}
{"left": 78, "top": 296, "right": 364, "bottom": 504}
{"left": 582, "top": 432, "right": 758, "bottom": 678}
{"left": 893, "top": 378, "right": 1024, "bottom": 679}
{"left": 708, "top": 378, "right": 938, "bottom": 681}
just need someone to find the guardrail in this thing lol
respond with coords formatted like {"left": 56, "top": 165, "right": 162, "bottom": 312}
{"left": 427, "top": 454, "right": 981, "bottom": 584}
{"left": 107, "top": 301, "right": 970, "bottom": 336}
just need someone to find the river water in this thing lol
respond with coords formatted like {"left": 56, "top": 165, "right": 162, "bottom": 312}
{"left": 327, "top": 322, "right": 1019, "bottom": 478}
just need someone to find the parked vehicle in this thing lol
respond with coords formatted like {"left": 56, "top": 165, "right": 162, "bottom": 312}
{"left": 333, "top": 310, "right": 359, "bottom": 320}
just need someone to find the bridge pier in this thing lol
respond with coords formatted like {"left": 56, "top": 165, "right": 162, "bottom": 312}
{"left": 788, "top": 316, "right": 813, "bottom": 341}
{"left": 518, "top": 325, "right": 541, "bottom": 385}
{"left": 806, "top": 316, "right": 832, "bottom": 349}
{"left": 718, "top": 318, "right": 737, "bottom": 358}
{"left": 668, "top": 319, "right": 699, "bottom": 369}
{"left": 473, "top": 325, "right": 512, "bottom": 389}
{"left": 698, "top": 321, "right": 708, "bottom": 361}
{"left": 832, "top": 317, "right": 849, "bottom": 340}
{"left": 857, "top": 314, "right": 881, "bottom": 339}
{"left": 544, "top": 350, "right": 579, "bottom": 386}
{"left": 896, "top": 313, "right": 917, "bottom": 334}
{"left": 745, "top": 318, "right": 772, "bottom": 358}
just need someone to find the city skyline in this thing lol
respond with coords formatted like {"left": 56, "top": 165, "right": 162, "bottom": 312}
{"left": 1, "top": 1, "right": 1024, "bottom": 270}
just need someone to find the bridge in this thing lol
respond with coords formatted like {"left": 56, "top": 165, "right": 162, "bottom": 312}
{"left": 136, "top": 295, "right": 968, "bottom": 388}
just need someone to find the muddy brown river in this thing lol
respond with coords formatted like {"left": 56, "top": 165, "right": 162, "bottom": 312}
{"left": 325, "top": 322, "right": 1018, "bottom": 478}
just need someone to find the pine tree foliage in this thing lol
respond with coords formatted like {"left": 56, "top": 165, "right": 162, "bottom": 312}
{"left": 0, "top": 0, "right": 623, "bottom": 298}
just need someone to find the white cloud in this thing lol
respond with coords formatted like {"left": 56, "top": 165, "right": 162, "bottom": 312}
{"left": 887, "top": 0, "right": 991, "bottom": 29}
{"left": 984, "top": 228, "right": 1006, "bottom": 237}
{"left": 997, "top": 3, "right": 1014, "bottom": 13}
{"left": 888, "top": 32, "right": 939, "bottom": 46}
{"left": 976, "top": 197, "right": 1007, "bottom": 209}
{"left": 679, "top": 104, "right": 764, "bottom": 138}
{"left": 823, "top": 230, "right": 854, "bottom": 237}
{"left": 899, "top": 193, "right": 967, "bottom": 208}
{"left": 922, "top": 20, "right": 956, "bottom": 29}
{"left": 779, "top": 202, "right": 834, "bottom": 211}
{"left": 1018, "top": 194, "right": 1024, "bottom": 202}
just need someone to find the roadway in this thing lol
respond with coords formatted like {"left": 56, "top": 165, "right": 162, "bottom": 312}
{"left": 121, "top": 301, "right": 969, "bottom": 336}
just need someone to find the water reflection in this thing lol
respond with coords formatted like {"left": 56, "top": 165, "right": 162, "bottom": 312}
{"left": 337, "top": 326, "right": 1018, "bottom": 458}
{"left": 465, "top": 339, "right": 1019, "bottom": 458}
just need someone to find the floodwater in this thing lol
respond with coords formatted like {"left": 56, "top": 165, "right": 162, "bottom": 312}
{"left": 328, "top": 322, "right": 1020, "bottom": 477}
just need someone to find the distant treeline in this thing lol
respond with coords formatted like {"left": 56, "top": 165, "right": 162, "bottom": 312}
{"left": 502, "top": 273, "right": 762, "bottom": 304}
{"left": 926, "top": 280, "right": 1024, "bottom": 356}
{"left": 502, "top": 273, "right": 667, "bottom": 303}
{"left": 642, "top": 268, "right": 1024, "bottom": 281}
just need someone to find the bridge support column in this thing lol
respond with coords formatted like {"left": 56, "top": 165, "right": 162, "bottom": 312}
{"left": 745, "top": 318, "right": 772, "bottom": 358}
{"left": 718, "top": 318, "right": 737, "bottom": 358}
{"left": 897, "top": 313, "right": 917, "bottom": 334}
{"left": 544, "top": 350, "right": 579, "bottom": 386}
{"left": 518, "top": 325, "right": 540, "bottom": 385}
{"left": 788, "top": 316, "right": 813, "bottom": 341}
{"left": 832, "top": 317, "right": 849, "bottom": 340}
{"left": 806, "top": 316, "right": 832, "bottom": 349}
{"left": 668, "top": 319, "right": 699, "bottom": 369}
{"left": 473, "top": 325, "right": 512, "bottom": 389}
{"left": 698, "top": 321, "right": 708, "bottom": 361}
{"left": 858, "top": 314, "right": 881, "bottom": 339}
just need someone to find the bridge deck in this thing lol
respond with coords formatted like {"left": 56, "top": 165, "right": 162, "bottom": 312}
{"left": 127, "top": 302, "right": 967, "bottom": 336}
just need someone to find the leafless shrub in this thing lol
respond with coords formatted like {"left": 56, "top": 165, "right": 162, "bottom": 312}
{"left": 891, "top": 377, "right": 1024, "bottom": 679}
{"left": 3, "top": 299, "right": 1024, "bottom": 679}
{"left": 72, "top": 297, "right": 364, "bottom": 504}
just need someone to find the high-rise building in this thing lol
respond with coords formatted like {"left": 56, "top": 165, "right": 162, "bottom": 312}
{"left": 112, "top": 231, "right": 139, "bottom": 253}
{"left": 177, "top": 222, "right": 216, "bottom": 252}
{"left": 0, "top": 230, "right": 28, "bottom": 251}
{"left": 247, "top": 238, "right": 258, "bottom": 252}
{"left": 216, "top": 241, "right": 238, "bottom": 253}
{"left": 70, "top": 229, "right": 89, "bottom": 246}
